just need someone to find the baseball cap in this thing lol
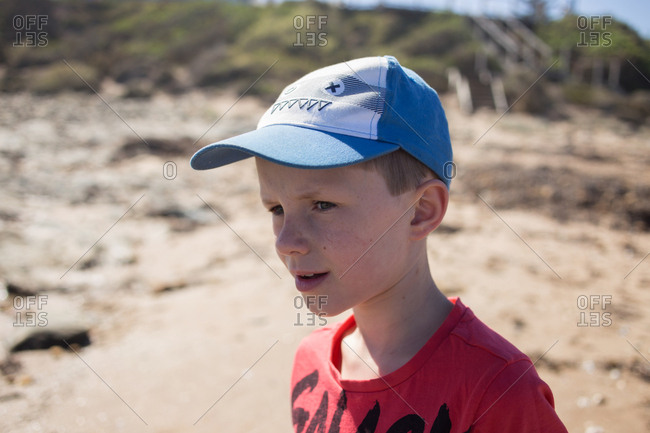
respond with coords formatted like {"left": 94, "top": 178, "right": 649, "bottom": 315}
{"left": 190, "top": 55, "right": 453, "bottom": 188}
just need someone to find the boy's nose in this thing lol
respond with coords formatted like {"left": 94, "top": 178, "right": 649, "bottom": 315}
{"left": 275, "top": 220, "right": 309, "bottom": 257}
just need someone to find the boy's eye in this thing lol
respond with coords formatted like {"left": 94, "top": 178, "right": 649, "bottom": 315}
{"left": 315, "top": 201, "right": 336, "bottom": 211}
{"left": 269, "top": 205, "right": 284, "bottom": 216}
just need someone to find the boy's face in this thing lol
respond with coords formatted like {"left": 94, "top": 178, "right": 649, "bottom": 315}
{"left": 256, "top": 158, "right": 419, "bottom": 317}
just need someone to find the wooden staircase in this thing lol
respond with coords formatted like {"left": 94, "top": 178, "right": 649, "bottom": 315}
{"left": 468, "top": 75, "right": 495, "bottom": 110}
{"left": 448, "top": 68, "right": 508, "bottom": 113}
{"left": 449, "top": 16, "right": 552, "bottom": 113}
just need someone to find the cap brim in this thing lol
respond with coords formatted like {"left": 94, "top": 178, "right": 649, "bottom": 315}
{"left": 190, "top": 124, "right": 399, "bottom": 170}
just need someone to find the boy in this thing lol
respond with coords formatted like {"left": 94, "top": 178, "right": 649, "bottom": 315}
{"left": 191, "top": 56, "right": 568, "bottom": 433}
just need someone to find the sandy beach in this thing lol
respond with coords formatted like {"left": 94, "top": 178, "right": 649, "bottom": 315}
{"left": 0, "top": 88, "right": 649, "bottom": 432}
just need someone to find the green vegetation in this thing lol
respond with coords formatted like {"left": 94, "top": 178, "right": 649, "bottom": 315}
{"left": 538, "top": 15, "right": 650, "bottom": 92}
{"left": 0, "top": 0, "right": 477, "bottom": 98}
{"left": 1, "top": 0, "right": 648, "bottom": 122}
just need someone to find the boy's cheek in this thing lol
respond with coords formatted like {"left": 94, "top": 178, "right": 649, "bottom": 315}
{"left": 272, "top": 223, "right": 281, "bottom": 238}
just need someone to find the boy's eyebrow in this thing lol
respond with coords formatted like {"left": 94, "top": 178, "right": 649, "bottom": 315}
{"left": 260, "top": 187, "right": 340, "bottom": 205}
{"left": 295, "top": 189, "right": 327, "bottom": 200}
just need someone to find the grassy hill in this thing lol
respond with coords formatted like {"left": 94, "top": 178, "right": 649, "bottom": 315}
{"left": 1, "top": 1, "right": 478, "bottom": 96}
{"left": 1, "top": 0, "right": 648, "bottom": 121}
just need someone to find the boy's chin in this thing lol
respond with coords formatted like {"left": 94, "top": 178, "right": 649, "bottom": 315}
{"left": 308, "top": 306, "right": 345, "bottom": 318}
{"left": 296, "top": 292, "right": 349, "bottom": 317}
{"left": 308, "top": 307, "right": 329, "bottom": 316}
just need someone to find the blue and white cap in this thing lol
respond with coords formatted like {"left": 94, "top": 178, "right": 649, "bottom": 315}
{"left": 190, "top": 56, "right": 453, "bottom": 188}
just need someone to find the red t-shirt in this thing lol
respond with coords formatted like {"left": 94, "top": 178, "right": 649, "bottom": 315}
{"left": 290, "top": 298, "right": 567, "bottom": 433}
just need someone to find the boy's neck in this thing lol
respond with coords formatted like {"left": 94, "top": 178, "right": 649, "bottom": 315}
{"left": 340, "top": 258, "right": 453, "bottom": 381}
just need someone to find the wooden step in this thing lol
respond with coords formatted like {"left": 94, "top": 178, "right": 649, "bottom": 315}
{"left": 468, "top": 77, "right": 495, "bottom": 110}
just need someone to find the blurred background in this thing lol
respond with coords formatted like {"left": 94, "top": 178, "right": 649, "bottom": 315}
{"left": 0, "top": 1, "right": 649, "bottom": 432}
{"left": 1, "top": 0, "right": 650, "bottom": 116}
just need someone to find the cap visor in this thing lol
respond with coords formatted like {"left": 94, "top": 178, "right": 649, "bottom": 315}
{"left": 190, "top": 124, "right": 399, "bottom": 170}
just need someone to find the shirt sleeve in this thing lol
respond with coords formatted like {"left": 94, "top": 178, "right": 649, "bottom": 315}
{"left": 467, "top": 359, "right": 568, "bottom": 433}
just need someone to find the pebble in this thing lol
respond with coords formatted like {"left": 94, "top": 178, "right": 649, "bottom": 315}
{"left": 591, "top": 393, "right": 605, "bottom": 406}
{"left": 15, "top": 374, "right": 33, "bottom": 386}
{"left": 577, "top": 393, "right": 606, "bottom": 408}
{"left": 581, "top": 359, "right": 596, "bottom": 374}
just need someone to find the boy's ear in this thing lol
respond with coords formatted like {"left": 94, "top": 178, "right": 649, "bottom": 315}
{"left": 409, "top": 179, "right": 449, "bottom": 240}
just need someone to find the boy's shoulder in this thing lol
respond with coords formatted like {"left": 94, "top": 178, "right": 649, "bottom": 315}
{"left": 290, "top": 299, "right": 566, "bottom": 432}
{"left": 449, "top": 299, "right": 531, "bottom": 365}
{"left": 294, "top": 298, "right": 531, "bottom": 370}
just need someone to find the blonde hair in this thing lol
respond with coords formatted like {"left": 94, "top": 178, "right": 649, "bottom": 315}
{"left": 357, "top": 149, "right": 437, "bottom": 196}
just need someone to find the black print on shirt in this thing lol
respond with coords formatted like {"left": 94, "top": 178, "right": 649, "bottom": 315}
{"left": 292, "top": 369, "right": 456, "bottom": 433}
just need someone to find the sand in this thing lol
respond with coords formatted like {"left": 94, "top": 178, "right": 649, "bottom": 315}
{"left": 0, "top": 88, "right": 648, "bottom": 432}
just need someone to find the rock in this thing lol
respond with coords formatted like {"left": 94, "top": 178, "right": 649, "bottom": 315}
{"left": 577, "top": 396, "right": 590, "bottom": 408}
{"left": 110, "top": 136, "right": 195, "bottom": 162}
{"left": 0, "top": 355, "right": 21, "bottom": 379}
{"left": 591, "top": 393, "right": 606, "bottom": 406}
{"left": 608, "top": 368, "right": 621, "bottom": 380}
{"left": 581, "top": 359, "right": 596, "bottom": 374}
{"left": 4, "top": 281, "right": 38, "bottom": 297}
{"left": 0, "top": 392, "right": 22, "bottom": 403}
{"left": 10, "top": 326, "right": 91, "bottom": 352}
{"left": 3, "top": 293, "right": 93, "bottom": 353}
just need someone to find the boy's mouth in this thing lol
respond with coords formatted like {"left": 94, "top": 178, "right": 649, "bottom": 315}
{"left": 298, "top": 272, "right": 328, "bottom": 280}
{"left": 293, "top": 271, "right": 329, "bottom": 292}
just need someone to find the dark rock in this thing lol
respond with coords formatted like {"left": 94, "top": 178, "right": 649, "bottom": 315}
{"left": 10, "top": 327, "right": 91, "bottom": 352}
{"left": 111, "top": 136, "right": 195, "bottom": 162}
{"left": 5, "top": 282, "right": 37, "bottom": 297}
